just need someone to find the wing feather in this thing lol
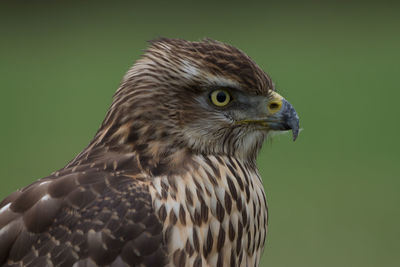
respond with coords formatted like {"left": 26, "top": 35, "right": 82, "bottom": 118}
{"left": 0, "top": 162, "right": 167, "bottom": 266}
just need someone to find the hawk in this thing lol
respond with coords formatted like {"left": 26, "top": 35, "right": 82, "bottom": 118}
{"left": 0, "top": 38, "right": 299, "bottom": 267}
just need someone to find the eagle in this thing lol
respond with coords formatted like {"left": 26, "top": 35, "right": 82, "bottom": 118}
{"left": 0, "top": 38, "right": 299, "bottom": 267}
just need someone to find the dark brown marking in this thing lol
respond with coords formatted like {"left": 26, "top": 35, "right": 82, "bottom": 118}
{"left": 230, "top": 249, "right": 236, "bottom": 267}
{"left": 237, "top": 161, "right": 251, "bottom": 186}
{"left": 228, "top": 221, "right": 235, "bottom": 242}
{"left": 224, "top": 191, "right": 232, "bottom": 214}
{"left": 216, "top": 201, "right": 225, "bottom": 222}
{"left": 262, "top": 229, "right": 267, "bottom": 247}
{"left": 247, "top": 230, "right": 252, "bottom": 252}
{"left": 158, "top": 204, "right": 167, "bottom": 222}
{"left": 179, "top": 205, "right": 186, "bottom": 225}
{"left": 193, "top": 209, "right": 202, "bottom": 226}
{"left": 164, "top": 225, "right": 173, "bottom": 244}
{"left": 161, "top": 181, "right": 169, "bottom": 192}
{"left": 193, "top": 228, "right": 200, "bottom": 252}
{"left": 169, "top": 210, "right": 177, "bottom": 225}
{"left": 242, "top": 206, "right": 248, "bottom": 227}
{"left": 161, "top": 189, "right": 168, "bottom": 200}
{"left": 204, "top": 157, "right": 221, "bottom": 180}
{"left": 237, "top": 198, "right": 243, "bottom": 212}
{"left": 173, "top": 249, "right": 186, "bottom": 267}
{"left": 185, "top": 240, "right": 194, "bottom": 256}
{"left": 135, "top": 143, "right": 148, "bottom": 152}
{"left": 126, "top": 129, "right": 138, "bottom": 143}
{"left": 226, "top": 176, "right": 238, "bottom": 201}
{"left": 217, "top": 226, "right": 226, "bottom": 251}
{"left": 195, "top": 189, "right": 205, "bottom": 203}
{"left": 238, "top": 251, "right": 243, "bottom": 266}
{"left": 236, "top": 222, "right": 243, "bottom": 255}
{"left": 193, "top": 179, "right": 203, "bottom": 193}
{"left": 204, "top": 227, "right": 213, "bottom": 257}
{"left": 205, "top": 169, "right": 218, "bottom": 186}
{"left": 245, "top": 185, "right": 250, "bottom": 203}
{"left": 231, "top": 169, "right": 244, "bottom": 191}
{"left": 257, "top": 230, "right": 262, "bottom": 250}
{"left": 200, "top": 200, "right": 209, "bottom": 223}
{"left": 185, "top": 187, "right": 193, "bottom": 206}
{"left": 217, "top": 252, "right": 224, "bottom": 267}
{"left": 193, "top": 256, "right": 202, "bottom": 267}
{"left": 215, "top": 155, "right": 225, "bottom": 167}
{"left": 167, "top": 176, "right": 177, "bottom": 192}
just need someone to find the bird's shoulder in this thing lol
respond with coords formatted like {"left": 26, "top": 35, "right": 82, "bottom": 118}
{"left": 0, "top": 154, "right": 167, "bottom": 266}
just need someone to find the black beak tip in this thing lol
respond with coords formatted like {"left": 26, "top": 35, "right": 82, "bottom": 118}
{"left": 289, "top": 116, "right": 300, "bottom": 142}
{"left": 292, "top": 128, "right": 299, "bottom": 141}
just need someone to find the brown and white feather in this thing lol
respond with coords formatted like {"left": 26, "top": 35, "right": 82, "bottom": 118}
{"left": 0, "top": 38, "right": 276, "bottom": 267}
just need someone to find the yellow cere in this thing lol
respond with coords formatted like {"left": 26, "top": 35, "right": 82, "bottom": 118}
{"left": 267, "top": 91, "right": 283, "bottom": 115}
{"left": 210, "top": 89, "right": 231, "bottom": 107}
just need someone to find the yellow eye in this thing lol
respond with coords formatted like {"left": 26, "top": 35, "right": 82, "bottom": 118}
{"left": 210, "top": 89, "right": 231, "bottom": 107}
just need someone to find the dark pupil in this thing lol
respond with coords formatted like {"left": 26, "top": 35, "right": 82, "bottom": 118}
{"left": 216, "top": 91, "right": 226, "bottom": 103}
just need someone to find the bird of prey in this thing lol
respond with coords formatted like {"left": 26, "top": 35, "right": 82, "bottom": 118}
{"left": 0, "top": 38, "right": 299, "bottom": 267}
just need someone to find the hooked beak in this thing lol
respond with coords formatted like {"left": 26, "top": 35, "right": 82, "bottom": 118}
{"left": 264, "top": 91, "right": 300, "bottom": 141}
{"left": 236, "top": 91, "right": 300, "bottom": 141}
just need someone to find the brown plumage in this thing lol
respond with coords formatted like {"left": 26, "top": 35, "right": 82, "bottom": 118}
{"left": 0, "top": 38, "right": 299, "bottom": 267}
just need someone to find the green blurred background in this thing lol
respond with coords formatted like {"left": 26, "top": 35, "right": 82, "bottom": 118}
{"left": 0, "top": 1, "right": 399, "bottom": 266}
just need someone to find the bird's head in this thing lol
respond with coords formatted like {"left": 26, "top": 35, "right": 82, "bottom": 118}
{"left": 96, "top": 38, "right": 299, "bottom": 167}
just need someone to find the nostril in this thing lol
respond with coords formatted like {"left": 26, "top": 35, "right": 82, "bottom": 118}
{"left": 269, "top": 102, "right": 281, "bottom": 110}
